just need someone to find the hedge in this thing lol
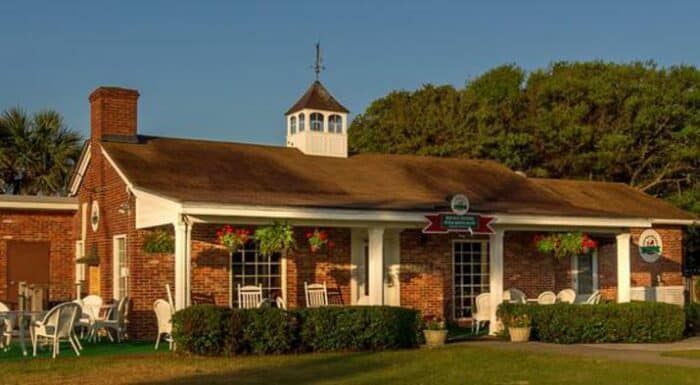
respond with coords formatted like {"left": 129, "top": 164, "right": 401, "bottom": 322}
{"left": 172, "top": 305, "right": 420, "bottom": 356}
{"left": 497, "top": 302, "right": 685, "bottom": 344}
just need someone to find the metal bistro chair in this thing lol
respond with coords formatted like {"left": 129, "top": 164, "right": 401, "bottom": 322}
{"left": 304, "top": 282, "right": 329, "bottom": 308}
{"left": 237, "top": 284, "right": 263, "bottom": 309}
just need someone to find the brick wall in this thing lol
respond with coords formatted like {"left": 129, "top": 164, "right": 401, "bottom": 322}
{"left": 0, "top": 209, "right": 75, "bottom": 305}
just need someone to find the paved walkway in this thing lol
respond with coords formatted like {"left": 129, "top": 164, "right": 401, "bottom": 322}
{"left": 465, "top": 337, "right": 700, "bottom": 368}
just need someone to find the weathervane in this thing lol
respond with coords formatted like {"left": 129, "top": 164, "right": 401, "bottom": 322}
{"left": 312, "top": 42, "right": 325, "bottom": 80}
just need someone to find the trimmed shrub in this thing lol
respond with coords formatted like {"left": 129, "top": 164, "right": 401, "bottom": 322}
{"left": 297, "top": 306, "right": 420, "bottom": 352}
{"left": 686, "top": 303, "right": 700, "bottom": 336}
{"left": 171, "top": 305, "right": 232, "bottom": 355}
{"left": 172, "top": 305, "right": 420, "bottom": 356}
{"left": 497, "top": 301, "right": 685, "bottom": 344}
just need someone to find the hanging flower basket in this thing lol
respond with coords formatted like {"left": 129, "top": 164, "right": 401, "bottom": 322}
{"left": 533, "top": 232, "right": 598, "bottom": 259}
{"left": 306, "top": 229, "right": 336, "bottom": 253}
{"left": 216, "top": 225, "right": 251, "bottom": 254}
{"left": 254, "top": 222, "right": 295, "bottom": 256}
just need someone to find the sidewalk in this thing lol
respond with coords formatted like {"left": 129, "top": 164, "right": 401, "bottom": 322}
{"left": 465, "top": 337, "right": 700, "bottom": 368}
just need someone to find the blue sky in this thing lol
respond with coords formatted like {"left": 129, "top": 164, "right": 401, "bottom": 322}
{"left": 1, "top": 1, "right": 699, "bottom": 145}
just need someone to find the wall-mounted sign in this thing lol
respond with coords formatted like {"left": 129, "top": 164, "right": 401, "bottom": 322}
{"left": 423, "top": 213, "right": 495, "bottom": 234}
{"left": 450, "top": 194, "right": 470, "bottom": 216}
{"left": 424, "top": 193, "right": 494, "bottom": 234}
{"left": 90, "top": 200, "right": 100, "bottom": 232}
{"left": 639, "top": 229, "right": 663, "bottom": 263}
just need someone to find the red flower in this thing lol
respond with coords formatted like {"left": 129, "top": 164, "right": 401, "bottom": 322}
{"left": 328, "top": 241, "right": 336, "bottom": 248}
{"left": 306, "top": 232, "right": 313, "bottom": 238}
{"left": 319, "top": 231, "right": 327, "bottom": 241}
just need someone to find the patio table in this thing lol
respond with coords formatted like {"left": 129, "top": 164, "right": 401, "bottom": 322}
{"left": 0, "top": 310, "right": 47, "bottom": 356}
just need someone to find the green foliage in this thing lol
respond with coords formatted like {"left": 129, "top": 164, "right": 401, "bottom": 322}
{"left": 297, "top": 306, "right": 420, "bottom": 352}
{"left": 142, "top": 229, "right": 175, "bottom": 254}
{"left": 172, "top": 305, "right": 420, "bottom": 356}
{"left": 686, "top": 303, "right": 700, "bottom": 335}
{"left": 349, "top": 60, "right": 700, "bottom": 222}
{"left": 0, "top": 107, "right": 82, "bottom": 195}
{"left": 497, "top": 302, "right": 685, "bottom": 343}
{"left": 254, "top": 222, "right": 295, "bottom": 256}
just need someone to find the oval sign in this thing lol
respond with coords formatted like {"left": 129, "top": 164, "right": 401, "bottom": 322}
{"left": 450, "top": 194, "right": 470, "bottom": 216}
{"left": 638, "top": 229, "right": 662, "bottom": 263}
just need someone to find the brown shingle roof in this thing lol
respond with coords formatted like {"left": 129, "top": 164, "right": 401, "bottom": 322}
{"left": 286, "top": 81, "right": 349, "bottom": 115}
{"left": 101, "top": 136, "right": 695, "bottom": 220}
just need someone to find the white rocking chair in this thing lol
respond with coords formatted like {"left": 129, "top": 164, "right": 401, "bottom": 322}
{"left": 237, "top": 284, "right": 263, "bottom": 309}
{"left": 304, "top": 282, "right": 328, "bottom": 308}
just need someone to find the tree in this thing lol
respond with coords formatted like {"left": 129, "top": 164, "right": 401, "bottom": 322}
{"left": 0, "top": 107, "right": 82, "bottom": 195}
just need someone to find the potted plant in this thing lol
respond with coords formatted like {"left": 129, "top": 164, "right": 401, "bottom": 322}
{"left": 504, "top": 313, "right": 531, "bottom": 343}
{"left": 422, "top": 316, "right": 448, "bottom": 347}
{"left": 216, "top": 225, "right": 251, "bottom": 254}
{"left": 254, "top": 222, "right": 295, "bottom": 256}
{"left": 306, "top": 229, "right": 336, "bottom": 253}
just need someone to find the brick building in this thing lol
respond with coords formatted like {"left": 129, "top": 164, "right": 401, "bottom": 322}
{"left": 2, "top": 81, "right": 696, "bottom": 340}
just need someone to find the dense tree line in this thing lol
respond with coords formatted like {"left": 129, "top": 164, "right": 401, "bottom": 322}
{"left": 349, "top": 61, "right": 700, "bottom": 219}
{"left": 0, "top": 108, "right": 82, "bottom": 195}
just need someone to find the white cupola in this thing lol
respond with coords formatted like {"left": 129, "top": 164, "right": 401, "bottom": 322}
{"left": 285, "top": 80, "right": 349, "bottom": 158}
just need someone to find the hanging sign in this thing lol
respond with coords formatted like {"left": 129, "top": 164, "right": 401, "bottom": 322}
{"left": 423, "top": 193, "right": 495, "bottom": 234}
{"left": 638, "top": 229, "right": 663, "bottom": 263}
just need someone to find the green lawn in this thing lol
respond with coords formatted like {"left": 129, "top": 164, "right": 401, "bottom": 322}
{"left": 1, "top": 343, "right": 700, "bottom": 385}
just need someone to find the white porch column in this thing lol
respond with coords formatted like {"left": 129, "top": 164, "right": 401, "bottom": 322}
{"left": 368, "top": 227, "right": 385, "bottom": 305}
{"left": 174, "top": 220, "right": 189, "bottom": 310}
{"left": 489, "top": 229, "right": 504, "bottom": 335}
{"left": 616, "top": 232, "right": 631, "bottom": 303}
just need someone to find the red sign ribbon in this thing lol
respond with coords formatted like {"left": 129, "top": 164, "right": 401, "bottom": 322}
{"left": 423, "top": 213, "right": 495, "bottom": 234}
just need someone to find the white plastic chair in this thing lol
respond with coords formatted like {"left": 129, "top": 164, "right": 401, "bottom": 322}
{"left": 304, "top": 282, "right": 328, "bottom": 308}
{"left": 583, "top": 290, "right": 601, "bottom": 305}
{"left": 0, "top": 301, "right": 13, "bottom": 349}
{"left": 275, "top": 296, "right": 286, "bottom": 310}
{"left": 537, "top": 291, "right": 556, "bottom": 305}
{"left": 79, "top": 295, "right": 103, "bottom": 341}
{"left": 503, "top": 288, "right": 527, "bottom": 304}
{"left": 30, "top": 302, "right": 81, "bottom": 358}
{"left": 237, "top": 284, "right": 263, "bottom": 309}
{"left": 556, "top": 289, "right": 576, "bottom": 304}
{"left": 153, "top": 299, "right": 173, "bottom": 350}
{"left": 100, "top": 297, "right": 130, "bottom": 342}
{"left": 472, "top": 292, "right": 491, "bottom": 334}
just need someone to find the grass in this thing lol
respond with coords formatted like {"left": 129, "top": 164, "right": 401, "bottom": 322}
{"left": 0, "top": 340, "right": 157, "bottom": 361}
{"left": 662, "top": 350, "right": 700, "bottom": 360}
{"left": 1, "top": 343, "right": 700, "bottom": 385}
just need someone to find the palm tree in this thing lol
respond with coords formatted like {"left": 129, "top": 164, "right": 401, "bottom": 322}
{"left": 0, "top": 107, "right": 82, "bottom": 195}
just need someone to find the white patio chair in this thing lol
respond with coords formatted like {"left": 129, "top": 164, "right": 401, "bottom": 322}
{"left": 153, "top": 299, "right": 173, "bottom": 350}
{"left": 472, "top": 292, "right": 491, "bottom": 334}
{"left": 0, "top": 301, "right": 13, "bottom": 349}
{"left": 275, "top": 296, "right": 286, "bottom": 310}
{"left": 100, "top": 297, "right": 130, "bottom": 342}
{"left": 304, "top": 282, "right": 328, "bottom": 308}
{"left": 503, "top": 288, "right": 527, "bottom": 304}
{"left": 582, "top": 291, "right": 601, "bottom": 305}
{"left": 30, "top": 302, "right": 81, "bottom": 358}
{"left": 237, "top": 284, "right": 263, "bottom": 309}
{"left": 537, "top": 291, "right": 556, "bottom": 305}
{"left": 79, "top": 295, "right": 103, "bottom": 341}
{"left": 556, "top": 289, "right": 576, "bottom": 304}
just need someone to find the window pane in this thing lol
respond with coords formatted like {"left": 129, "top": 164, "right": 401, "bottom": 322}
{"left": 231, "top": 241, "right": 283, "bottom": 307}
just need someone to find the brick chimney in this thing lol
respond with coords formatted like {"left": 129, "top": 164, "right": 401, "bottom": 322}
{"left": 89, "top": 87, "right": 139, "bottom": 141}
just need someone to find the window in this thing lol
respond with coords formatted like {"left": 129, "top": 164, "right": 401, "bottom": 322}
{"left": 231, "top": 241, "right": 282, "bottom": 307}
{"left": 310, "top": 113, "right": 324, "bottom": 132}
{"left": 328, "top": 115, "right": 343, "bottom": 133}
{"left": 298, "top": 113, "right": 305, "bottom": 131}
{"left": 572, "top": 252, "right": 598, "bottom": 295}
{"left": 453, "top": 240, "right": 489, "bottom": 319}
{"left": 113, "top": 235, "right": 128, "bottom": 299}
{"left": 290, "top": 116, "right": 297, "bottom": 134}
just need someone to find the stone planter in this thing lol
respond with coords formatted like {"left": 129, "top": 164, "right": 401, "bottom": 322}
{"left": 423, "top": 329, "right": 448, "bottom": 347}
{"left": 508, "top": 327, "right": 531, "bottom": 343}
